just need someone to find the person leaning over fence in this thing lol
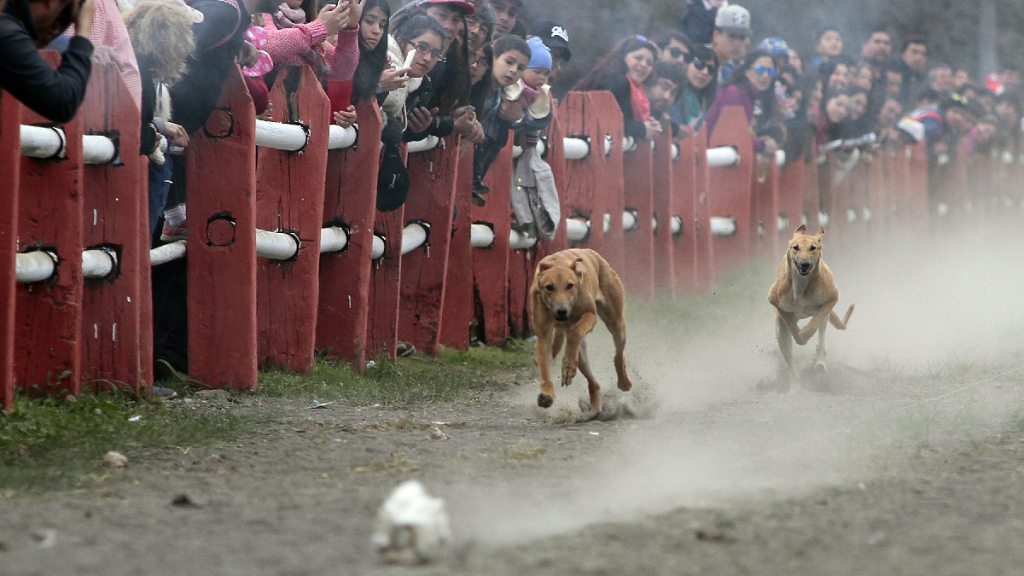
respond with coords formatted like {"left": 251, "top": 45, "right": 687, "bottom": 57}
{"left": 526, "top": 19, "right": 570, "bottom": 83}
{"left": 709, "top": 4, "right": 751, "bottom": 83}
{"left": 0, "top": 0, "right": 95, "bottom": 123}
{"left": 670, "top": 43, "right": 717, "bottom": 134}
{"left": 256, "top": 0, "right": 361, "bottom": 84}
{"left": 808, "top": 26, "right": 841, "bottom": 71}
{"left": 575, "top": 35, "right": 662, "bottom": 142}
{"left": 644, "top": 60, "right": 686, "bottom": 137}
{"left": 122, "top": 0, "right": 194, "bottom": 237}
{"left": 704, "top": 50, "right": 785, "bottom": 155}
{"left": 654, "top": 30, "right": 691, "bottom": 68}
{"left": 64, "top": 0, "right": 142, "bottom": 108}
{"left": 471, "top": 34, "right": 531, "bottom": 200}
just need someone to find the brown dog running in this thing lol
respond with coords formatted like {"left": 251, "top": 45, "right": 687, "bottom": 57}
{"left": 529, "top": 248, "right": 632, "bottom": 413}
{"left": 767, "top": 225, "right": 854, "bottom": 393}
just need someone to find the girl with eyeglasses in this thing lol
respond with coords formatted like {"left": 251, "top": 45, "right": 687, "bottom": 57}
{"left": 575, "top": 36, "right": 663, "bottom": 141}
{"left": 674, "top": 45, "right": 718, "bottom": 132}
{"left": 704, "top": 50, "right": 785, "bottom": 155}
{"left": 380, "top": 14, "right": 447, "bottom": 142}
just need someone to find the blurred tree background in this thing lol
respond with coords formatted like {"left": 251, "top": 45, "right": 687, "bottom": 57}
{"left": 392, "top": 0, "right": 1024, "bottom": 94}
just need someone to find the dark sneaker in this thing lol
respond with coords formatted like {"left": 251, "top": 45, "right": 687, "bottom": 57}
{"left": 152, "top": 385, "right": 178, "bottom": 399}
{"left": 160, "top": 220, "right": 187, "bottom": 242}
{"left": 472, "top": 192, "right": 486, "bottom": 207}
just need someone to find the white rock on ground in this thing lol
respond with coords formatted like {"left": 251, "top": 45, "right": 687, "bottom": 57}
{"left": 372, "top": 480, "right": 451, "bottom": 564}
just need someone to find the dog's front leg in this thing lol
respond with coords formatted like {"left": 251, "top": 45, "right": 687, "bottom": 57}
{"left": 797, "top": 300, "right": 837, "bottom": 344}
{"left": 561, "top": 312, "right": 598, "bottom": 387}
{"left": 777, "top": 310, "right": 811, "bottom": 346}
{"left": 534, "top": 328, "right": 557, "bottom": 408}
{"left": 775, "top": 310, "right": 801, "bottom": 393}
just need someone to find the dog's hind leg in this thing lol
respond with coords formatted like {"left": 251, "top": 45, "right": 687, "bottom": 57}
{"left": 828, "top": 303, "right": 854, "bottom": 329}
{"left": 776, "top": 311, "right": 801, "bottom": 393}
{"left": 576, "top": 339, "right": 602, "bottom": 413}
{"left": 598, "top": 308, "right": 633, "bottom": 393}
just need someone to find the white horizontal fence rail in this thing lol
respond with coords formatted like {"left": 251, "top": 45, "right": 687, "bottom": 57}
{"left": 400, "top": 222, "right": 429, "bottom": 255}
{"left": 710, "top": 216, "right": 737, "bottom": 236}
{"left": 255, "top": 229, "right": 301, "bottom": 260}
{"left": 319, "top": 226, "right": 348, "bottom": 253}
{"left": 254, "top": 119, "right": 357, "bottom": 151}
{"left": 407, "top": 136, "right": 440, "bottom": 154}
{"left": 565, "top": 217, "right": 590, "bottom": 242}
{"left": 707, "top": 146, "right": 741, "bottom": 167}
{"left": 15, "top": 248, "right": 117, "bottom": 284}
{"left": 21, "top": 125, "right": 118, "bottom": 164}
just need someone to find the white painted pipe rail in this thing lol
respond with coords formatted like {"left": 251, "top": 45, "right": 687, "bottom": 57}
{"left": 565, "top": 217, "right": 590, "bottom": 242}
{"left": 14, "top": 251, "right": 58, "bottom": 283}
{"left": 22, "top": 126, "right": 118, "bottom": 165}
{"left": 470, "top": 224, "right": 494, "bottom": 248}
{"left": 509, "top": 229, "right": 539, "bottom": 250}
{"left": 622, "top": 136, "right": 637, "bottom": 154}
{"left": 328, "top": 125, "right": 357, "bottom": 150}
{"left": 320, "top": 226, "right": 348, "bottom": 253}
{"left": 603, "top": 212, "right": 611, "bottom": 234}
{"left": 563, "top": 137, "right": 589, "bottom": 160}
{"left": 83, "top": 135, "right": 117, "bottom": 165}
{"left": 710, "top": 216, "right": 737, "bottom": 236}
{"left": 777, "top": 215, "right": 789, "bottom": 233}
{"left": 371, "top": 234, "right": 386, "bottom": 259}
{"left": 150, "top": 240, "right": 187, "bottom": 266}
{"left": 671, "top": 215, "right": 682, "bottom": 235}
{"left": 81, "top": 249, "right": 117, "bottom": 279}
{"left": 512, "top": 139, "right": 547, "bottom": 159}
{"left": 256, "top": 229, "right": 301, "bottom": 260}
{"left": 846, "top": 208, "right": 858, "bottom": 224}
{"left": 401, "top": 222, "right": 429, "bottom": 255}
{"left": 254, "top": 119, "right": 308, "bottom": 151}
{"left": 622, "top": 209, "right": 638, "bottom": 232}
{"left": 407, "top": 135, "right": 440, "bottom": 154}
{"left": 775, "top": 149, "right": 786, "bottom": 166}
{"left": 707, "top": 146, "right": 741, "bottom": 167}
{"left": 819, "top": 212, "right": 830, "bottom": 227}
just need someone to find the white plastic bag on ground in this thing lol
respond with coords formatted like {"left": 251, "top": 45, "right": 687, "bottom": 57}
{"left": 372, "top": 480, "right": 451, "bottom": 564}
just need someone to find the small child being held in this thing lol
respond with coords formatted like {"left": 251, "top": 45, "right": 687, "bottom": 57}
{"left": 472, "top": 34, "right": 531, "bottom": 201}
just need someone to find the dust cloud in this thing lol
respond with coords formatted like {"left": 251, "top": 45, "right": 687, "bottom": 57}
{"left": 443, "top": 223, "right": 1024, "bottom": 547}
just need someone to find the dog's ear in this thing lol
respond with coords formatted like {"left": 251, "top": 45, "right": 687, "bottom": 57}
{"left": 537, "top": 258, "right": 555, "bottom": 273}
{"left": 816, "top": 226, "right": 825, "bottom": 239}
{"left": 572, "top": 258, "right": 584, "bottom": 279}
{"left": 794, "top": 224, "right": 806, "bottom": 236}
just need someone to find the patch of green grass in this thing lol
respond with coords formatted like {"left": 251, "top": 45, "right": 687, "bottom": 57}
{"left": 0, "top": 392, "right": 248, "bottom": 494}
{"left": 257, "top": 342, "right": 534, "bottom": 405}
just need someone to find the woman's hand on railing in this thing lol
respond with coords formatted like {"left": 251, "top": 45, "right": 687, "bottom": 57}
{"left": 333, "top": 106, "right": 357, "bottom": 128}
{"left": 407, "top": 106, "right": 438, "bottom": 134}
{"left": 761, "top": 136, "right": 779, "bottom": 155}
{"left": 643, "top": 117, "right": 663, "bottom": 141}
{"left": 497, "top": 99, "right": 524, "bottom": 123}
{"left": 164, "top": 122, "right": 190, "bottom": 148}
{"left": 453, "top": 106, "right": 484, "bottom": 143}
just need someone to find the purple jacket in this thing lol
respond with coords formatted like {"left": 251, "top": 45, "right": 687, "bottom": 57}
{"left": 704, "top": 81, "right": 766, "bottom": 152}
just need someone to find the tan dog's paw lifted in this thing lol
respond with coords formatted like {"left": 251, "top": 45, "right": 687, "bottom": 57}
{"left": 767, "top": 226, "right": 854, "bottom": 393}
{"left": 529, "top": 249, "right": 631, "bottom": 414}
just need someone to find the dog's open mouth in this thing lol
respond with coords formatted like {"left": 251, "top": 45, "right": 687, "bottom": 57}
{"left": 798, "top": 268, "right": 812, "bottom": 276}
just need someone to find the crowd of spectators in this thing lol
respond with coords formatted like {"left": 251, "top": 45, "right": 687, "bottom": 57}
{"left": 4, "top": 0, "right": 1024, "bottom": 387}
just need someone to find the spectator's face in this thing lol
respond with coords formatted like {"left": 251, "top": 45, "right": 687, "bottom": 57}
{"left": 825, "top": 94, "right": 850, "bottom": 123}
{"left": 902, "top": 42, "right": 928, "bottom": 71}
{"left": 646, "top": 77, "right": 680, "bottom": 114}
{"left": 402, "top": 32, "right": 446, "bottom": 78}
{"left": 788, "top": 48, "right": 802, "bottom": 73}
{"left": 886, "top": 70, "right": 902, "bottom": 97}
{"left": 879, "top": 99, "right": 902, "bottom": 127}
{"left": 854, "top": 66, "right": 873, "bottom": 90}
{"left": 931, "top": 67, "right": 953, "bottom": 91}
{"left": 953, "top": 69, "right": 970, "bottom": 88}
{"left": 827, "top": 63, "right": 848, "bottom": 89}
{"left": 30, "top": 0, "right": 79, "bottom": 46}
{"left": 848, "top": 92, "right": 867, "bottom": 120}
{"left": 862, "top": 32, "right": 891, "bottom": 64}
{"left": 469, "top": 48, "right": 490, "bottom": 84}
{"left": 464, "top": 15, "right": 489, "bottom": 53}
{"left": 995, "top": 100, "right": 1019, "bottom": 125}
{"left": 425, "top": 5, "right": 462, "bottom": 43}
{"left": 550, "top": 49, "right": 567, "bottom": 82}
{"left": 624, "top": 47, "right": 655, "bottom": 84}
{"left": 712, "top": 29, "right": 748, "bottom": 62}
{"left": 659, "top": 40, "right": 689, "bottom": 65}
{"left": 686, "top": 54, "right": 715, "bottom": 89}
{"left": 745, "top": 56, "right": 775, "bottom": 92}
{"left": 492, "top": 48, "right": 529, "bottom": 86}
{"left": 359, "top": 7, "right": 387, "bottom": 50}
{"left": 945, "top": 107, "right": 976, "bottom": 133}
{"left": 522, "top": 67, "right": 550, "bottom": 89}
{"left": 815, "top": 30, "right": 842, "bottom": 58}
{"left": 489, "top": 0, "right": 517, "bottom": 38}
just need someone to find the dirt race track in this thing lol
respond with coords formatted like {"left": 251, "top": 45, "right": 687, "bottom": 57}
{"left": 3, "top": 230, "right": 1024, "bottom": 575}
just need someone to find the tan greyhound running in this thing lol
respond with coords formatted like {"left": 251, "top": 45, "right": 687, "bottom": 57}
{"left": 768, "top": 225, "right": 854, "bottom": 393}
{"left": 529, "top": 248, "right": 632, "bottom": 414}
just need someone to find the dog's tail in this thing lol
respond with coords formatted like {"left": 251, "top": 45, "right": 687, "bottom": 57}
{"left": 829, "top": 304, "right": 855, "bottom": 330}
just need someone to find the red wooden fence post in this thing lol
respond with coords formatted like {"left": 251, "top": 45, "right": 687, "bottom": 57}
{"left": 670, "top": 135, "right": 697, "bottom": 293}
{"left": 906, "top": 143, "right": 929, "bottom": 238}
{"left": 866, "top": 151, "right": 888, "bottom": 244}
{"left": 317, "top": 101, "right": 382, "bottom": 368}
{"left": 472, "top": 137, "right": 513, "bottom": 345}
{"left": 256, "top": 65, "right": 329, "bottom": 373}
{"left": 15, "top": 52, "right": 86, "bottom": 398}
{"left": 621, "top": 138, "right": 655, "bottom": 300}
{"left": 588, "top": 92, "right": 626, "bottom": 272}
{"left": 651, "top": 130, "right": 675, "bottom": 297}
{"left": 507, "top": 246, "right": 532, "bottom": 338}
{"left": 776, "top": 160, "right": 805, "bottom": 241}
{"left": 79, "top": 62, "right": 145, "bottom": 395}
{"left": 0, "top": 93, "right": 22, "bottom": 411}
{"left": 692, "top": 126, "right": 714, "bottom": 291}
{"left": 399, "top": 135, "right": 461, "bottom": 354}
{"left": 439, "top": 152, "right": 475, "bottom": 350}
{"left": 186, "top": 68, "right": 258, "bottom": 390}
{"left": 802, "top": 155, "right": 821, "bottom": 232}
{"left": 366, "top": 201, "right": 403, "bottom": 361}
{"left": 558, "top": 93, "right": 607, "bottom": 254}
{"left": 706, "top": 106, "right": 754, "bottom": 278}
{"left": 750, "top": 157, "right": 779, "bottom": 259}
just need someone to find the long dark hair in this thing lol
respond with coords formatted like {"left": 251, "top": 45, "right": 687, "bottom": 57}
{"left": 352, "top": 0, "right": 391, "bottom": 103}
{"left": 392, "top": 2, "right": 472, "bottom": 114}
{"left": 684, "top": 45, "right": 718, "bottom": 113}
{"left": 574, "top": 36, "right": 659, "bottom": 91}
{"left": 722, "top": 51, "right": 779, "bottom": 115}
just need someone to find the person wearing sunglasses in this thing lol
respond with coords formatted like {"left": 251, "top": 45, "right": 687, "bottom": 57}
{"left": 655, "top": 30, "right": 691, "bottom": 66}
{"left": 671, "top": 45, "right": 718, "bottom": 133}
{"left": 704, "top": 50, "right": 785, "bottom": 155}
